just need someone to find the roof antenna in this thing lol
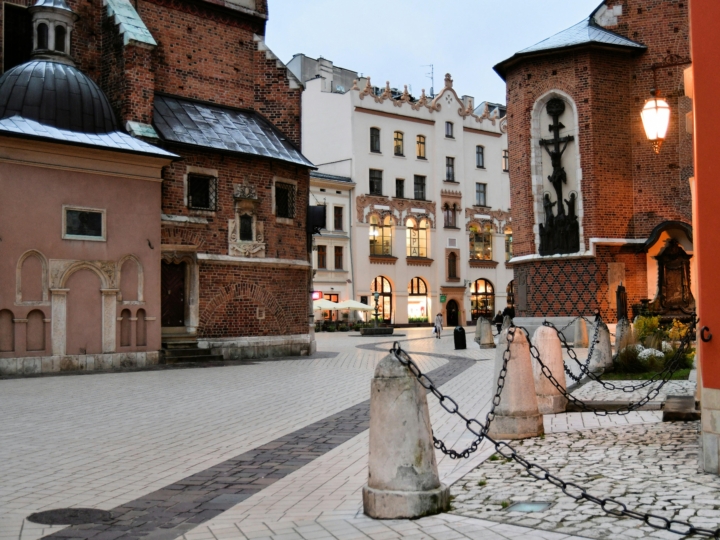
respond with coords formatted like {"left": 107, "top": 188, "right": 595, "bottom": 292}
{"left": 422, "top": 64, "right": 434, "bottom": 97}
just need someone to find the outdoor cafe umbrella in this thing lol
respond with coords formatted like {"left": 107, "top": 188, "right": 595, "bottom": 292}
{"left": 313, "top": 298, "right": 340, "bottom": 310}
{"left": 336, "top": 299, "right": 374, "bottom": 311}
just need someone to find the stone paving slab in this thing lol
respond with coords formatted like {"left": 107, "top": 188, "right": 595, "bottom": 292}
{"left": 452, "top": 421, "right": 720, "bottom": 539}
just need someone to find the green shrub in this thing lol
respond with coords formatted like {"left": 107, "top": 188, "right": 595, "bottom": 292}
{"left": 634, "top": 315, "right": 660, "bottom": 341}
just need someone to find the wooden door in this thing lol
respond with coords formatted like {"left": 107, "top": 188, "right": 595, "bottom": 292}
{"left": 447, "top": 300, "right": 459, "bottom": 327}
{"left": 161, "top": 262, "right": 186, "bottom": 327}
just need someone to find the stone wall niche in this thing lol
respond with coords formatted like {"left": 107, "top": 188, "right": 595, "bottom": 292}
{"left": 229, "top": 180, "right": 266, "bottom": 257}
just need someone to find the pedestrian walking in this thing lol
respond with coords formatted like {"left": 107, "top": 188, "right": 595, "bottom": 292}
{"left": 492, "top": 310, "right": 503, "bottom": 334}
{"left": 434, "top": 313, "right": 443, "bottom": 339}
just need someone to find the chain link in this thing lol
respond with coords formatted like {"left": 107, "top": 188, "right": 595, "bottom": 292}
{"left": 388, "top": 328, "right": 715, "bottom": 538}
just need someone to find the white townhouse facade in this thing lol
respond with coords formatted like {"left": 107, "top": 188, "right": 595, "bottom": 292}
{"left": 294, "top": 57, "right": 513, "bottom": 326}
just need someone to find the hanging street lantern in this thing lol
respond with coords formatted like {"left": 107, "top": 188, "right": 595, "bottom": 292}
{"left": 641, "top": 90, "right": 671, "bottom": 154}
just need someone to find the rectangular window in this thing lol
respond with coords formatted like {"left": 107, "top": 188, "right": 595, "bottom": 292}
{"left": 275, "top": 181, "right": 296, "bottom": 218}
{"left": 476, "top": 183, "right": 487, "bottom": 206}
{"left": 187, "top": 174, "right": 218, "bottom": 211}
{"left": 369, "top": 169, "right": 383, "bottom": 195}
{"left": 334, "top": 206, "right": 343, "bottom": 231}
{"left": 334, "top": 246, "right": 343, "bottom": 270}
{"left": 476, "top": 145, "right": 485, "bottom": 168}
{"left": 413, "top": 175, "right": 426, "bottom": 201}
{"left": 396, "top": 178, "right": 405, "bottom": 198}
{"left": 503, "top": 149, "right": 510, "bottom": 172}
{"left": 370, "top": 128, "right": 380, "bottom": 153}
{"left": 63, "top": 206, "right": 105, "bottom": 241}
{"left": 416, "top": 135, "right": 426, "bottom": 159}
{"left": 446, "top": 157, "right": 455, "bottom": 182}
{"left": 445, "top": 121, "right": 454, "bottom": 138}
{"left": 394, "top": 131, "right": 404, "bottom": 156}
{"left": 317, "top": 245, "right": 327, "bottom": 269}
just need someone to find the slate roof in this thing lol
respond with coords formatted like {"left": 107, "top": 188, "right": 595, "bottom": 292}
{"left": 494, "top": 17, "right": 646, "bottom": 79}
{"left": 0, "top": 115, "right": 177, "bottom": 157}
{"left": 310, "top": 172, "right": 353, "bottom": 183}
{"left": 153, "top": 94, "right": 314, "bottom": 168}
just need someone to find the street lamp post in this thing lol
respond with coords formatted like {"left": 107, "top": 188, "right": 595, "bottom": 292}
{"left": 373, "top": 291, "right": 381, "bottom": 328}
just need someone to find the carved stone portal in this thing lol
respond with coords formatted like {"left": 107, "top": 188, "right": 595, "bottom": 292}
{"left": 647, "top": 239, "right": 695, "bottom": 319}
{"left": 538, "top": 98, "right": 580, "bottom": 256}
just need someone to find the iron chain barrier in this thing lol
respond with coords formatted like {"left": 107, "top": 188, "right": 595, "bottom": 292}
{"left": 388, "top": 317, "right": 708, "bottom": 537}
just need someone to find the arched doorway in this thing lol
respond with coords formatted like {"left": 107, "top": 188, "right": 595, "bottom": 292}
{"left": 370, "top": 276, "right": 393, "bottom": 323}
{"left": 446, "top": 300, "right": 459, "bottom": 327}
{"left": 407, "top": 277, "right": 429, "bottom": 322}
{"left": 471, "top": 279, "right": 495, "bottom": 321}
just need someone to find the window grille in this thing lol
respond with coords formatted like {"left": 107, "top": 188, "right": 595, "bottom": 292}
{"left": 188, "top": 174, "right": 218, "bottom": 211}
{"left": 275, "top": 182, "right": 296, "bottom": 218}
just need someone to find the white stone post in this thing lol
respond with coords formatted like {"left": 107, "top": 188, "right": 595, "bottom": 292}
{"left": 363, "top": 353, "right": 450, "bottom": 519}
{"left": 475, "top": 318, "right": 495, "bottom": 349}
{"left": 589, "top": 321, "right": 613, "bottom": 370}
{"left": 574, "top": 318, "right": 589, "bottom": 348}
{"left": 488, "top": 329, "right": 544, "bottom": 439}
{"left": 532, "top": 326, "right": 567, "bottom": 414}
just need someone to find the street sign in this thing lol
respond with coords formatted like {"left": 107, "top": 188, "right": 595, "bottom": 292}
{"left": 440, "top": 295, "right": 447, "bottom": 303}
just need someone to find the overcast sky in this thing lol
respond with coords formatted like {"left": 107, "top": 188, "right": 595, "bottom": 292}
{"left": 264, "top": 0, "right": 601, "bottom": 104}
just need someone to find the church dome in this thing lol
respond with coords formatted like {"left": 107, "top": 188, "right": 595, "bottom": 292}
{"left": 0, "top": 60, "right": 117, "bottom": 134}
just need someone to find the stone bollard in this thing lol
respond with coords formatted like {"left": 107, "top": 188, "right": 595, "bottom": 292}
{"left": 363, "top": 354, "right": 450, "bottom": 519}
{"left": 615, "top": 318, "right": 634, "bottom": 354}
{"left": 574, "top": 318, "right": 589, "bottom": 348}
{"left": 502, "top": 316, "right": 512, "bottom": 331}
{"left": 589, "top": 321, "right": 613, "bottom": 370}
{"left": 488, "top": 329, "right": 544, "bottom": 439}
{"left": 475, "top": 318, "right": 495, "bottom": 349}
{"left": 532, "top": 326, "right": 567, "bottom": 414}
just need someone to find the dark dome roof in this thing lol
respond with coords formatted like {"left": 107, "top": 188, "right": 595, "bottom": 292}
{"left": 0, "top": 61, "right": 117, "bottom": 134}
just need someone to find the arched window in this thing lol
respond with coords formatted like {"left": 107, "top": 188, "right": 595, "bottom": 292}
{"left": 407, "top": 277, "right": 429, "bottom": 322}
{"left": 37, "top": 23, "right": 48, "bottom": 50}
{"left": 370, "top": 127, "right": 380, "bottom": 153}
{"left": 369, "top": 215, "right": 393, "bottom": 256}
{"left": 406, "top": 218, "right": 428, "bottom": 258}
{"left": 505, "top": 226, "right": 513, "bottom": 261}
{"left": 470, "top": 223, "right": 493, "bottom": 260}
{"left": 416, "top": 135, "right": 426, "bottom": 159}
{"left": 370, "top": 276, "right": 393, "bottom": 323}
{"left": 54, "top": 25, "right": 66, "bottom": 52}
{"left": 471, "top": 279, "right": 495, "bottom": 321}
{"left": 394, "top": 131, "right": 404, "bottom": 156}
{"left": 448, "top": 252, "right": 457, "bottom": 279}
{"left": 443, "top": 203, "right": 458, "bottom": 228}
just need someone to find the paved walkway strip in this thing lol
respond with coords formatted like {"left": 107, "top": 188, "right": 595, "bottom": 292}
{"left": 43, "top": 355, "right": 476, "bottom": 540}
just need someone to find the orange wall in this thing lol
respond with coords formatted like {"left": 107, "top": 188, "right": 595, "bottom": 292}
{"left": 690, "top": 0, "right": 720, "bottom": 388}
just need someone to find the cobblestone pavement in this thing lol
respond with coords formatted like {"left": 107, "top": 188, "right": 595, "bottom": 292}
{"left": 571, "top": 380, "right": 696, "bottom": 402}
{"left": 0, "top": 328, "right": 689, "bottom": 540}
{"left": 452, "top": 421, "right": 717, "bottom": 539}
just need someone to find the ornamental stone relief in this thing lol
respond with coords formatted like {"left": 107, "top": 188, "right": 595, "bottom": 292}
{"left": 356, "top": 194, "right": 436, "bottom": 228}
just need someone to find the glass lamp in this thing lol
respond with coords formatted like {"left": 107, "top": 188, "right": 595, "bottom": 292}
{"left": 641, "top": 92, "right": 671, "bottom": 154}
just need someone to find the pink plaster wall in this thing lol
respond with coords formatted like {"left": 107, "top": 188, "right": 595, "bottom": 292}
{"left": 0, "top": 158, "right": 162, "bottom": 357}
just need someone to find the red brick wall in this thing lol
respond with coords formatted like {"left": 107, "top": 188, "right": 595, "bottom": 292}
{"left": 513, "top": 246, "right": 647, "bottom": 323}
{"left": 160, "top": 148, "right": 310, "bottom": 260}
{"left": 198, "top": 265, "right": 308, "bottom": 338}
{"left": 505, "top": 0, "right": 691, "bottom": 319}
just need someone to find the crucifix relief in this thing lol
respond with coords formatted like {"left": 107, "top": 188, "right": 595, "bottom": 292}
{"left": 538, "top": 98, "right": 580, "bottom": 255}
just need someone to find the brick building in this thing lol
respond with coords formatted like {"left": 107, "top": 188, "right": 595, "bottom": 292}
{"left": 494, "top": 0, "right": 694, "bottom": 323}
{"left": 0, "top": 0, "right": 315, "bottom": 371}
